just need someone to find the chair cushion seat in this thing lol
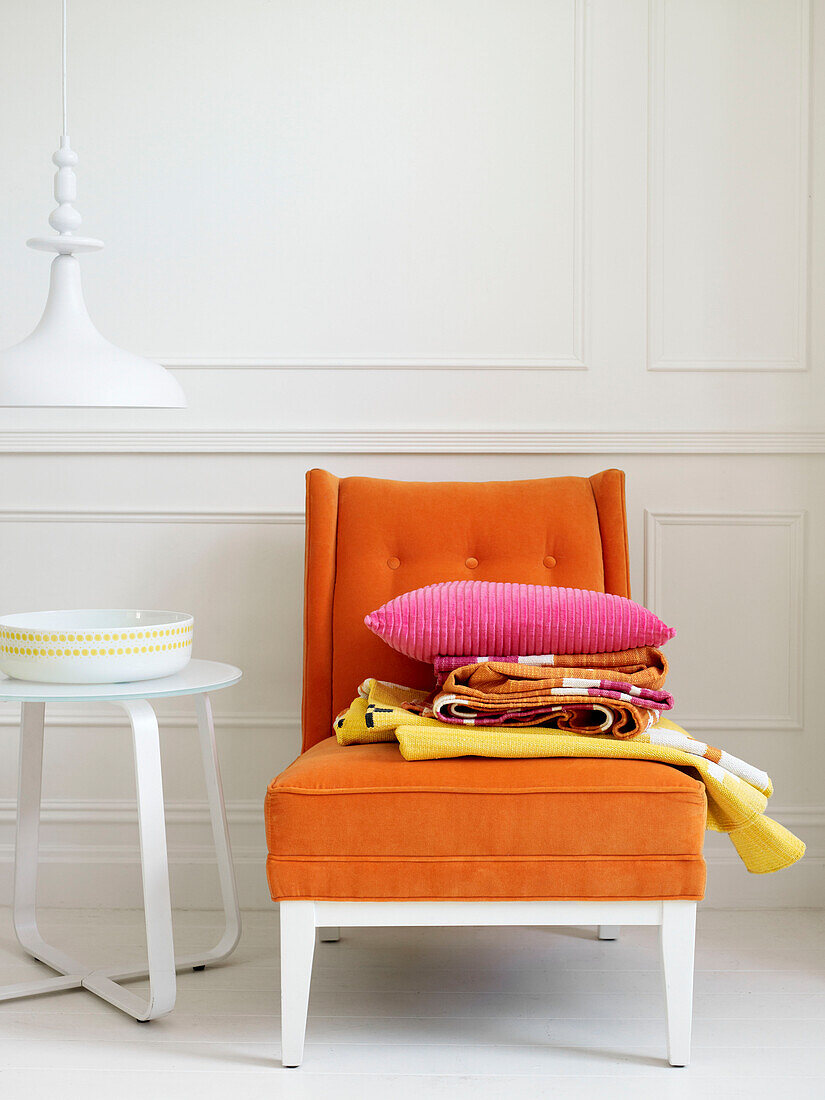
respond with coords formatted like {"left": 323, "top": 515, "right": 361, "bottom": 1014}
{"left": 265, "top": 739, "right": 707, "bottom": 901}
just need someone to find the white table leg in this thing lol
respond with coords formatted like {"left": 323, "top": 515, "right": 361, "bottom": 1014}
{"left": 83, "top": 700, "right": 176, "bottom": 1020}
{"left": 1, "top": 702, "right": 87, "bottom": 1002}
{"left": 96, "top": 693, "right": 241, "bottom": 984}
{"left": 1, "top": 690, "right": 240, "bottom": 1016}
{"left": 191, "top": 693, "right": 241, "bottom": 964}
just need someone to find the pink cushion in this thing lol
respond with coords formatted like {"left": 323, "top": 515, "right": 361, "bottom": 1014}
{"left": 364, "top": 581, "right": 675, "bottom": 662}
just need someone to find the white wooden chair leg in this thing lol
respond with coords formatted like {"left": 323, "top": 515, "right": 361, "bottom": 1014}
{"left": 660, "top": 900, "right": 696, "bottom": 1067}
{"left": 280, "top": 901, "right": 316, "bottom": 1067}
{"left": 598, "top": 925, "right": 619, "bottom": 940}
{"left": 318, "top": 927, "right": 340, "bottom": 943}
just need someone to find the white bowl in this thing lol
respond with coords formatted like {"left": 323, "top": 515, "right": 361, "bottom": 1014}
{"left": 0, "top": 610, "right": 193, "bottom": 684}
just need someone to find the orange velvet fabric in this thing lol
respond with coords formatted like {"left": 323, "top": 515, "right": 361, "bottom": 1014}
{"left": 266, "top": 739, "right": 707, "bottom": 901}
{"left": 267, "top": 467, "right": 706, "bottom": 903}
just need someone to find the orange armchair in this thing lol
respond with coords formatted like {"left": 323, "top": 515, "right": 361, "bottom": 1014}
{"left": 266, "top": 469, "right": 705, "bottom": 1067}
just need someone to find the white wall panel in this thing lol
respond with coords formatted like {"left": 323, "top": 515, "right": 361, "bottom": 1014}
{"left": 0, "top": 511, "right": 305, "bottom": 721}
{"left": 648, "top": 0, "right": 810, "bottom": 371}
{"left": 645, "top": 512, "right": 804, "bottom": 731}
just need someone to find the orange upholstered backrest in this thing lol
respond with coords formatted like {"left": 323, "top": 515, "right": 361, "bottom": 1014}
{"left": 302, "top": 469, "right": 630, "bottom": 751}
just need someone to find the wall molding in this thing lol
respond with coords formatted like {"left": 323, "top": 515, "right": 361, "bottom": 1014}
{"left": 158, "top": 358, "right": 589, "bottom": 370}
{"left": 0, "top": 707, "right": 299, "bottom": 730}
{"left": 0, "top": 508, "right": 305, "bottom": 525}
{"left": 645, "top": 510, "right": 805, "bottom": 732}
{"left": 647, "top": 0, "right": 811, "bottom": 372}
{"left": 2, "top": 430, "right": 825, "bottom": 455}
{"left": 0, "top": 797, "right": 264, "bottom": 828}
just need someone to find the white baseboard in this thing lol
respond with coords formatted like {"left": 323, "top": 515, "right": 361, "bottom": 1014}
{"left": 0, "top": 799, "right": 820, "bottom": 910}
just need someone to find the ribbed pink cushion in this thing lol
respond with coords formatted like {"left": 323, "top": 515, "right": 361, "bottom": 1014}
{"left": 364, "top": 581, "right": 675, "bottom": 662}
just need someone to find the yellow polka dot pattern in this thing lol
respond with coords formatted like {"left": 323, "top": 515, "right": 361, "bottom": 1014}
{"left": 0, "top": 622, "right": 193, "bottom": 659}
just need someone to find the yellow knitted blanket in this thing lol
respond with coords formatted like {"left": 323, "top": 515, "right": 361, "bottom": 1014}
{"left": 335, "top": 678, "right": 805, "bottom": 875}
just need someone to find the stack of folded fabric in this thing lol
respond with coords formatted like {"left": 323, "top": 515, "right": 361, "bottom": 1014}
{"left": 335, "top": 580, "right": 806, "bottom": 874}
{"left": 426, "top": 647, "right": 671, "bottom": 736}
{"left": 365, "top": 581, "right": 677, "bottom": 738}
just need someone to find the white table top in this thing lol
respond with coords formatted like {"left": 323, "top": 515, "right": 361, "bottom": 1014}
{"left": 0, "top": 658, "right": 242, "bottom": 703}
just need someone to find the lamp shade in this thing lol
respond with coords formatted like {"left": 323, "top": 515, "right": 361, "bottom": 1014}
{"left": 0, "top": 253, "right": 185, "bottom": 408}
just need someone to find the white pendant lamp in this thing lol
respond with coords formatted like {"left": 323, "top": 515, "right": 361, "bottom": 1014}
{"left": 0, "top": 1, "right": 186, "bottom": 408}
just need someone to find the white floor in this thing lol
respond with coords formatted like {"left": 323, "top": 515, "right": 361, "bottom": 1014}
{"left": 0, "top": 907, "right": 823, "bottom": 1099}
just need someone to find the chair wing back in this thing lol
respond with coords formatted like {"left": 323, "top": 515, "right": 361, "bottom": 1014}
{"left": 302, "top": 468, "right": 630, "bottom": 751}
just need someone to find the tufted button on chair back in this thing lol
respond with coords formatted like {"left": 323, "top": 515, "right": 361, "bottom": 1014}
{"left": 302, "top": 469, "right": 630, "bottom": 751}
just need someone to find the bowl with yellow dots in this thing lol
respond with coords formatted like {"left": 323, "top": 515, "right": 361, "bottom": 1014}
{"left": 0, "top": 610, "right": 194, "bottom": 684}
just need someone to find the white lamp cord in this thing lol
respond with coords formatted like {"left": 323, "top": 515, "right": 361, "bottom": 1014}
{"left": 47, "top": 0, "right": 81, "bottom": 237}
{"left": 62, "top": 0, "right": 68, "bottom": 137}
{"left": 26, "top": 0, "right": 104, "bottom": 251}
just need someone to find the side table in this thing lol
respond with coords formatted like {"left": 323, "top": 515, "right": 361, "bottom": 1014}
{"left": 0, "top": 658, "right": 242, "bottom": 1020}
